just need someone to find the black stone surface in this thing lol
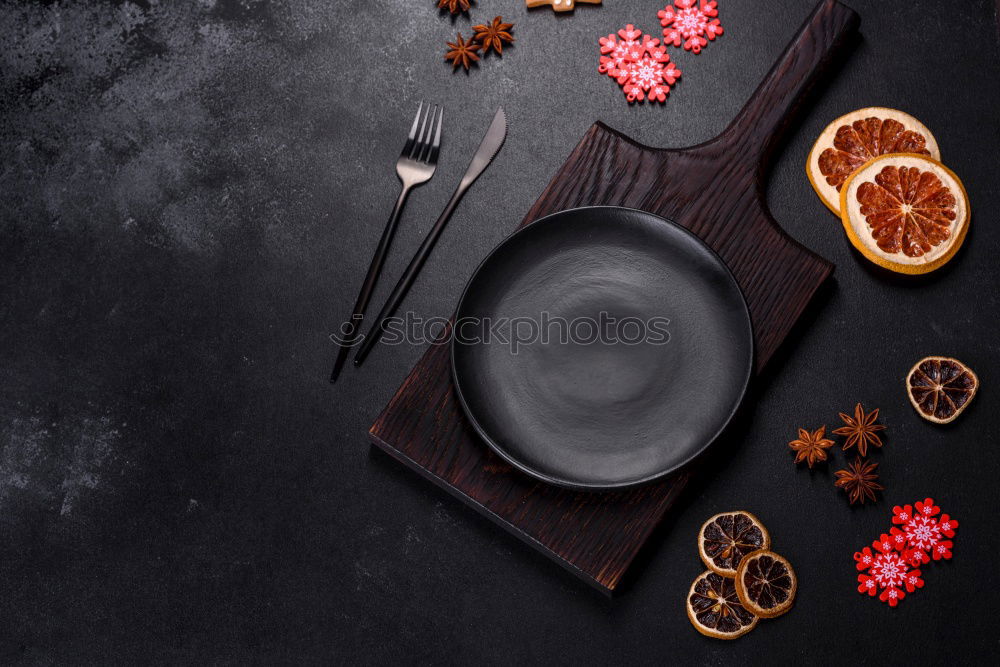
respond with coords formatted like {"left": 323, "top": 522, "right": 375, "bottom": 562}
{"left": 1, "top": 0, "right": 998, "bottom": 663}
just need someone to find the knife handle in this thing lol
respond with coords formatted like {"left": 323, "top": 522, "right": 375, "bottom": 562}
{"left": 352, "top": 184, "right": 466, "bottom": 367}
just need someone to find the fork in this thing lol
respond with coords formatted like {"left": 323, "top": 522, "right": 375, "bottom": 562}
{"left": 330, "top": 102, "right": 443, "bottom": 383}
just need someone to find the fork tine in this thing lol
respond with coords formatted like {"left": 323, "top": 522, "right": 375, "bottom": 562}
{"left": 425, "top": 106, "right": 443, "bottom": 165}
{"left": 417, "top": 105, "right": 439, "bottom": 163}
{"left": 401, "top": 101, "right": 424, "bottom": 158}
{"left": 410, "top": 103, "right": 432, "bottom": 159}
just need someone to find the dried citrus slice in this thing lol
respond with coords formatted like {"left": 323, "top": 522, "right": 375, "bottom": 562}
{"left": 839, "top": 153, "right": 969, "bottom": 274}
{"left": 906, "top": 356, "right": 979, "bottom": 424}
{"left": 734, "top": 550, "right": 797, "bottom": 618}
{"left": 697, "top": 511, "right": 770, "bottom": 577}
{"left": 807, "top": 108, "right": 940, "bottom": 214}
{"left": 686, "top": 570, "right": 759, "bottom": 639}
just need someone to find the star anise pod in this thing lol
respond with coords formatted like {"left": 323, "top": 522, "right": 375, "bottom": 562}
{"left": 833, "top": 402, "right": 886, "bottom": 457}
{"left": 437, "top": 0, "right": 472, "bottom": 14}
{"left": 834, "top": 458, "right": 884, "bottom": 505}
{"left": 788, "top": 425, "right": 834, "bottom": 468}
{"left": 444, "top": 33, "right": 481, "bottom": 71}
{"left": 473, "top": 16, "right": 514, "bottom": 55}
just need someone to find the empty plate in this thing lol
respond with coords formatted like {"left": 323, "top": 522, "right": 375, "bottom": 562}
{"left": 451, "top": 207, "right": 753, "bottom": 490}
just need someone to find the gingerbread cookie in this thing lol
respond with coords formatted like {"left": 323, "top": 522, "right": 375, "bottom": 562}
{"left": 526, "top": 0, "right": 602, "bottom": 13}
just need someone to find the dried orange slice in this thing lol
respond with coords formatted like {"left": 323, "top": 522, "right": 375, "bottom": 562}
{"left": 839, "top": 154, "right": 969, "bottom": 274}
{"left": 734, "top": 550, "right": 797, "bottom": 618}
{"left": 697, "top": 511, "right": 770, "bottom": 577}
{"left": 906, "top": 356, "right": 979, "bottom": 424}
{"left": 807, "top": 107, "right": 940, "bottom": 214}
{"left": 686, "top": 570, "right": 759, "bottom": 639}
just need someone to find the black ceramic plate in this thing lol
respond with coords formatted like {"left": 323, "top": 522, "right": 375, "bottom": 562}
{"left": 451, "top": 207, "right": 753, "bottom": 490}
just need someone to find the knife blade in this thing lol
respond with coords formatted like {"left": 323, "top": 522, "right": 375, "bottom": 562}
{"left": 352, "top": 107, "right": 508, "bottom": 367}
{"left": 458, "top": 106, "right": 507, "bottom": 189}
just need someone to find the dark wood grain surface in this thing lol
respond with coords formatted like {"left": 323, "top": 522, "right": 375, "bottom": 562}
{"left": 370, "top": 0, "right": 859, "bottom": 594}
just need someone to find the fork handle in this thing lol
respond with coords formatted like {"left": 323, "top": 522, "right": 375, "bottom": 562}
{"left": 329, "top": 184, "right": 411, "bottom": 382}
{"left": 352, "top": 184, "right": 467, "bottom": 368}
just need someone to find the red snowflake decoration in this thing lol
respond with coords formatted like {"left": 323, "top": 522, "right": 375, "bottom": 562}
{"left": 597, "top": 26, "right": 681, "bottom": 104}
{"left": 853, "top": 497, "right": 957, "bottom": 608}
{"left": 855, "top": 534, "right": 924, "bottom": 607}
{"left": 598, "top": 35, "right": 633, "bottom": 76}
{"left": 892, "top": 497, "right": 959, "bottom": 564}
{"left": 658, "top": 0, "right": 724, "bottom": 54}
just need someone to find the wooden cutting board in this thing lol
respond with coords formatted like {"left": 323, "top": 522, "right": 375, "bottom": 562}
{"left": 369, "top": 0, "right": 859, "bottom": 594}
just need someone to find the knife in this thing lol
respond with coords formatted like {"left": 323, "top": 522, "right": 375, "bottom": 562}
{"left": 352, "top": 107, "right": 508, "bottom": 368}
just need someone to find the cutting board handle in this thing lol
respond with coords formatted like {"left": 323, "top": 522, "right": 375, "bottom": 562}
{"left": 720, "top": 0, "right": 859, "bottom": 170}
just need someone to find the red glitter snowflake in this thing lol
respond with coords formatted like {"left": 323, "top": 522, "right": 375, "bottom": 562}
{"left": 855, "top": 534, "right": 924, "bottom": 607}
{"left": 599, "top": 25, "right": 651, "bottom": 78}
{"left": 598, "top": 26, "right": 681, "bottom": 104}
{"left": 658, "top": 0, "right": 724, "bottom": 54}
{"left": 892, "top": 497, "right": 958, "bottom": 564}
{"left": 598, "top": 35, "right": 631, "bottom": 76}
{"left": 853, "top": 497, "right": 957, "bottom": 608}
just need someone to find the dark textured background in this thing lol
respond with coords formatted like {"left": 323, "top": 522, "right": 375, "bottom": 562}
{"left": 1, "top": 0, "right": 998, "bottom": 663}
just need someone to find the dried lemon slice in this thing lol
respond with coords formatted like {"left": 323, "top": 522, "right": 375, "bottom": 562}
{"left": 807, "top": 108, "right": 940, "bottom": 215}
{"left": 686, "top": 570, "right": 759, "bottom": 639}
{"left": 697, "top": 511, "right": 770, "bottom": 577}
{"left": 906, "top": 356, "right": 979, "bottom": 424}
{"left": 734, "top": 550, "right": 797, "bottom": 619}
{"left": 839, "top": 153, "right": 969, "bottom": 274}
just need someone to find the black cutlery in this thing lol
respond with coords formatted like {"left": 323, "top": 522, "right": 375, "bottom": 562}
{"left": 330, "top": 102, "right": 443, "bottom": 383}
{"left": 352, "top": 107, "right": 507, "bottom": 368}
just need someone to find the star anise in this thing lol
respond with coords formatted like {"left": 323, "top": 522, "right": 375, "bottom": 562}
{"left": 834, "top": 458, "right": 884, "bottom": 505}
{"left": 437, "top": 0, "right": 472, "bottom": 14}
{"left": 473, "top": 16, "right": 514, "bottom": 55}
{"left": 444, "top": 33, "right": 481, "bottom": 70}
{"left": 788, "top": 425, "right": 834, "bottom": 468}
{"left": 833, "top": 403, "right": 886, "bottom": 456}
